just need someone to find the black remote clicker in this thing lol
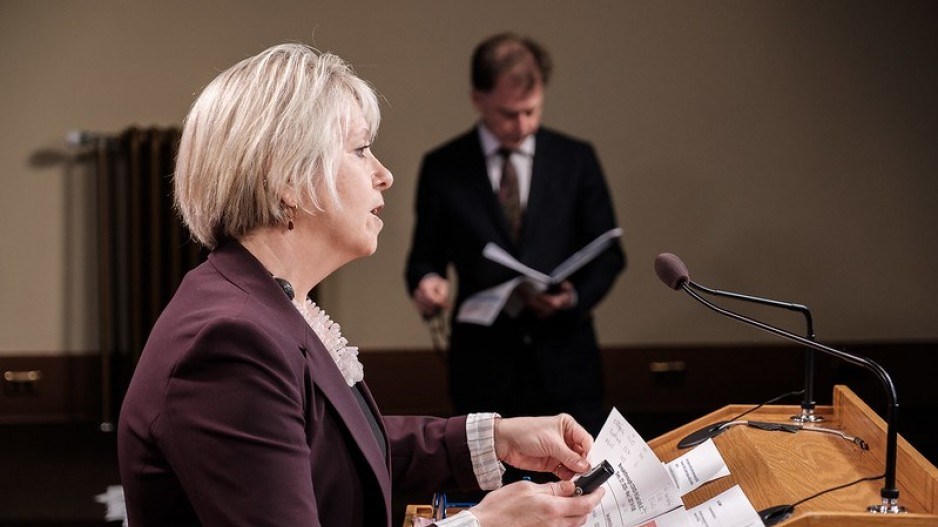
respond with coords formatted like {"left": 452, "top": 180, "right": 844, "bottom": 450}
{"left": 573, "top": 459, "right": 614, "bottom": 496}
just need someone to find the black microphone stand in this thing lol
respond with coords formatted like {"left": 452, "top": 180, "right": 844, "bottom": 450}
{"left": 686, "top": 281, "right": 822, "bottom": 423}
{"left": 681, "top": 280, "right": 904, "bottom": 514}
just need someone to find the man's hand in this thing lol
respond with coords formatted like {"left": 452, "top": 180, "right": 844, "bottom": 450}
{"left": 470, "top": 480, "right": 603, "bottom": 527}
{"left": 413, "top": 274, "right": 450, "bottom": 318}
{"left": 493, "top": 414, "right": 593, "bottom": 481}
{"left": 522, "top": 281, "right": 576, "bottom": 318}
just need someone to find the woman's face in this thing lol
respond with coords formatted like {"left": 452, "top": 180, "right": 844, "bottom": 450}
{"left": 319, "top": 107, "right": 393, "bottom": 259}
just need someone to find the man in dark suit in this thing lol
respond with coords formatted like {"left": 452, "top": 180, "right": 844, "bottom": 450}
{"left": 406, "top": 33, "right": 625, "bottom": 435}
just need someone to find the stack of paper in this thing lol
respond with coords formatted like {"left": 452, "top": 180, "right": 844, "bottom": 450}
{"left": 583, "top": 408, "right": 765, "bottom": 527}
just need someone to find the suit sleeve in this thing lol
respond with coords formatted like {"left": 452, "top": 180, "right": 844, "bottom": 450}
{"left": 158, "top": 318, "right": 319, "bottom": 526}
{"left": 569, "top": 143, "right": 626, "bottom": 314}
{"left": 405, "top": 154, "right": 452, "bottom": 295}
{"left": 384, "top": 414, "right": 480, "bottom": 495}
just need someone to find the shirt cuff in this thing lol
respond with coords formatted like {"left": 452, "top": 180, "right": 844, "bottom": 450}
{"left": 466, "top": 412, "right": 504, "bottom": 491}
{"left": 435, "top": 510, "right": 480, "bottom": 527}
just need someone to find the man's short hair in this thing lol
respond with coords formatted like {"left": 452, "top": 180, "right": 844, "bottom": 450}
{"left": 471, "top": 32, "right": 552, "bottom": 93}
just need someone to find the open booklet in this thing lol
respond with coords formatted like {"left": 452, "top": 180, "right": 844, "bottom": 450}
{"left": 456, "top": 228, "right": 622, "bottom": 326}
{"left": 583, "top": 408, "right": 765, "bottom": 527}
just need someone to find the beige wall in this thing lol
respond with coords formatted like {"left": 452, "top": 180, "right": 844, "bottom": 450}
{"left": 1, "top": 1, "right": 936, "bottom": 355}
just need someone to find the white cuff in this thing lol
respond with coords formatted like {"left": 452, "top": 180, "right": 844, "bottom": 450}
{"left": 434, "top": 510, "right": 480, "bottom": 527}
{"left": 466, "top": 412, "right": 504, "bottom": 491}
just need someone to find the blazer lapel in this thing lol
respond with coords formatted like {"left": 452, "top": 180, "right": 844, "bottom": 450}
{"left": 301, "top": 324, "right": 392, "bottom": 510}
{"left": 520, "top": 130, "right": 555, "bottom": 250}
{"left": 210, "top": 242, "right": 393, "bottom": 515}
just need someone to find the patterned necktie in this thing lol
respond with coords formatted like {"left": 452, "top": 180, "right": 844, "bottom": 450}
{"left": 498, "top": 147, "right": 522, "bottom": 243}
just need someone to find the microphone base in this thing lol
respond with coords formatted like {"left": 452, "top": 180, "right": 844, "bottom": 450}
{"left": 757, "top": 504, "right": 795, "bottom": 526}
{"left": 790, "top": 409, "right": 824, "bottom": 423}
{"left": 868, "top": 498, "right": 906, "bottom": 514}
{"left": 676, "top": 421, "right": 729, "bottom": 449}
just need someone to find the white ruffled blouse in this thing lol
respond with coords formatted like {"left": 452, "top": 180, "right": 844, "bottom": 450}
{"left": 292, "top": 298, "right": 365, "bottom": 387}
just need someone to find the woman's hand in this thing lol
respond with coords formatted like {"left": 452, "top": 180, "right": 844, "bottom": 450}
{"left": 471, "top": 480, "right": 603, "bottom": 527}
{"left": 494, "top": 414, "right": 593, "bottom": 481}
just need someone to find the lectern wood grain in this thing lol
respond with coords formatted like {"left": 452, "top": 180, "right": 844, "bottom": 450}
{"left": 649, "top": 385, "right": 938, "bottom": 526}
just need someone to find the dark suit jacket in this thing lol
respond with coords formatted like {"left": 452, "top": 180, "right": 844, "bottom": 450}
{"left": 118, "top": 242, "right": 478, "bottom": 526}
{"left": 405, "top": 127, "right": 625, "bottom": 428}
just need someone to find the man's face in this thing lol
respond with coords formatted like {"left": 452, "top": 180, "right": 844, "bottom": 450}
{"left": 472, "top": 76, "right": 544, "bottom": 149}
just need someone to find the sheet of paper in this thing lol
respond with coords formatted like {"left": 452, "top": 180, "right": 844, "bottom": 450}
{"left": 686, "top": 485, "right": 765, "bottom": 527}
{"left": 455, "top": 277, "right": 523, "bottom": 325}
{"left": 94, "top": 485, "right": 128, "bottom": 526}
{"left": 482, "top": 244, "right": 552, "bottom": 284}
{"left": 585, "top": 408, "right": 683, "bottom": 527}
{"left": 481, "top": 227, "right": 623, "bottom": 287}
{"left": 635, "top": 507, "right": 692, "bottom": 527}
{"left": 463, "top": 228, "right": 622, "bottom": 325}
{"left": 664, "top": 439, "right": 731, "bottom": 496}
{"left": 549, "top": 227, "right": 622, "bottom": 282}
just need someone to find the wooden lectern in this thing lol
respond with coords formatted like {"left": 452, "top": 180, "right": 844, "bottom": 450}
{"left": 649, "top": 385, "right": 938, "bottom": 526}
{"left": 404, "top": 385, "right": 937, "bottom": 526}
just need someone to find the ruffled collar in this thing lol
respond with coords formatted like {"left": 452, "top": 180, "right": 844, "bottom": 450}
{"left": 292, "top": 298, "right": 364, "bottom": 387}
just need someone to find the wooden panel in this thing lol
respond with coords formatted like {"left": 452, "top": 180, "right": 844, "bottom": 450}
{"left": 648, "top": 386, "right": 938, "bottom": 525}
{"left": 0, "top": 355, "right": 99, "bottom": 423}
{"left": 3, "top": 340, "right": 935, "bottom": 459}
{"left": 602, "top": 345, "right": 838, "bottom": 413}
{"left": 403, "top": 504, "right": 433, "bottom": 526}
{"left": 789, "top": 512, "right": 938, "bottom": 526}
{"left": 834, "top": 387, "right": 938, "bottom": 515}
{"left": 359, "top": 350, "right": 453, "bottom": 416}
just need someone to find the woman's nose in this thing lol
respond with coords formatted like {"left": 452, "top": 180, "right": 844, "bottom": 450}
{"left": 373, "top": 158, "right": 393, "bottom": 189}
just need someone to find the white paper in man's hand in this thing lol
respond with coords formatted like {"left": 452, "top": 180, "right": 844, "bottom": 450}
{"left": 458, "top": 228, "right": 622, "bottom": 326}
{"left": 455, "top": 278, "right": 523, "bottom": 325}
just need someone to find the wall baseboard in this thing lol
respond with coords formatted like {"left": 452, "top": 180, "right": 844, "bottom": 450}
{"left": 362, "top": 340, "right": 937, "bottom": 411}
{"left": 360, "top": 341, "right": 938, "bottom": 466}
{"left": 3, "top": 340, "right": 934, "bottom": 427}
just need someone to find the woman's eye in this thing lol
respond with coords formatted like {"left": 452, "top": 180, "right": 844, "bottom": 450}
{"left": 355, "top": 145, "right": 371, "bottom": 158}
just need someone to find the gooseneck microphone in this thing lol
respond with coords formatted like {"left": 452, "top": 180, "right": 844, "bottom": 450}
{"left": 657, "top": 253, "right": 821, "bottom": 423}
{"left": 658, "top": 253, "right": 818, "bottom": 448}
{"left": 654, "top": 252, "right": 905, "bottom": 516}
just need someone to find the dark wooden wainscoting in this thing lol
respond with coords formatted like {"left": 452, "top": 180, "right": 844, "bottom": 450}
{"left": 0, "top": 342, "right": 934, "bottom": 525}
{"left": 360, "top": 342, "right": 938, "bottom": 466}
{"left": 0, "top": 355, "right": 100, "bottom": 424}
{"left": 363, "top": 341, "right": 938, "bottom": 527}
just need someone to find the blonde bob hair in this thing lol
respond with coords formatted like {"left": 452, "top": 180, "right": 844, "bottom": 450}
{"left": 174, "top": 43, "right": 381, "bottom": 249}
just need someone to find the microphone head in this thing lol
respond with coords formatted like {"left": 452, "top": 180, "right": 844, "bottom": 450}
{"left": 654, "top": 253, "right": 690, "bottom": 290}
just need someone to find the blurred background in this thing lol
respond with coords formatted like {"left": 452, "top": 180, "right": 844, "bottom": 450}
{"left": 1, "top": 1, "right": 935, "bottom": 524}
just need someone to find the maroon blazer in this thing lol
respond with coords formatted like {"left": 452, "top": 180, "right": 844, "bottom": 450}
{"left": 118, "top": 242, "right": 478, "bottom": 526}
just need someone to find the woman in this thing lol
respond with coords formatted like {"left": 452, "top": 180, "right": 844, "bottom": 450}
{"left": 117, "top": 43, "right": 604, "bottom": 527}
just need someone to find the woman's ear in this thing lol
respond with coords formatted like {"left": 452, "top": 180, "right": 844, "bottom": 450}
{"left": 278, "top": 187, "right": 299, "bottom": 210}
